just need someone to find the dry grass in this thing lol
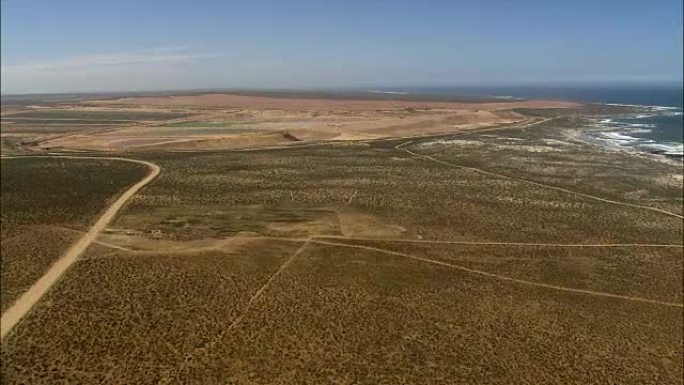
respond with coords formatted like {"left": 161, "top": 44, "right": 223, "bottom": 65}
{"left": 0, "top": 238, "right": 300, "bottom": 384}
{"left": 410, "top": 117, "right": 684, "bottom": 215}
{"left": 176, "top": 242, "right": 682, "bottom": 384}
{"left": 117, "top": 143, "right": 682, "bottom": 245}
{"left": 0, "top": 158, "right": 148, "bottom": 311}
{"left": 1, "top": 108, "right": 682, "bottom": 383}
{"left": 5, "top": 239, "right": 680, "bottom": 384}
{"left": 316, "top": 238, "right": 684, "bottom": 304}
{"left": 0, "top": 226, "right": 78, "bottom": 312}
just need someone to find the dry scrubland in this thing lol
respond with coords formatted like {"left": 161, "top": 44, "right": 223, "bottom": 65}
{"left": 318, "top": 239, "right": 683, "bottom": 304}
{"left": 1, "top": 93, "right": 683, "bottom": 384}
{"left": 114, "top": 140, "right": 682, "bottom": 245}
{"left": 409, "top": 117, "right": 684, "bottom": 215}
{"left": 1, "top": 239, "right": 300, "bottom": 384}
{"left": 174, "top": 242, "right": 681, "bottom": 385}
{"left": 0, "top": 158, "right": 149, "bottom": 311}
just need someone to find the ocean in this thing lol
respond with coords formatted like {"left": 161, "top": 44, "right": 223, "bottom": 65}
{"left": 593, "top": 109, "right": 683, "bottom": 157}
{"left": 371, "top": 85, "right": 684, "bottom": 158}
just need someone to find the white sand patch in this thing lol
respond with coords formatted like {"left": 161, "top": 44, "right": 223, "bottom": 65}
{"left": 418, "top": 139, "right": 484, "bottom": 148}
{"left": 542, "top": 138, "right": 572, "bottom": 146}
{"left": 494, "top": 144, "right": 563, "bottom": 153}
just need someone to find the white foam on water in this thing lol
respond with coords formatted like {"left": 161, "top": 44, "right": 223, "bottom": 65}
{"left": 605, "top": 103, "right": 681, "bottom": 110}
{"left": 600, "top": 132, "right": 638, "bottom": 141}
{"left": 642, "top": 142, "right": 684, "bottom": 156}
{"left": 589, "top": 107, "right": 681, "bottom": 158}
{"left": 625, "top": 123, "right": 655, "bottom": 129}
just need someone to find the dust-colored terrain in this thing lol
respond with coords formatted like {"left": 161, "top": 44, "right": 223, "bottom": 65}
{"left": 1, "top": 92, "right": 682, "bottom": 384}
{"left": 1, "top": 92, "right": 581, "bottom": 153}
{"left": 91, "top": 92, "right": 580, "bottom": 110}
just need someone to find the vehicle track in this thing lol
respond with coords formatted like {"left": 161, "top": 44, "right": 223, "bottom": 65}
{"left": 315, "top": 235, "right": 684, "bottom": 248}
{"left": 0, "top": 155, "right": 160, "bottom": 340}
{"left": 86, "top": 233, "right": 684, "bottom": 255}
{"left": 31, "top": 113, "right": 220, "bottom": 147}
{"left": 396, "top": 141, "right": 684, "bottom": 219}
{"left": 156, "top": 239, "right": 310, "bottom": 385}
{"left": 313, "top": 239, "right": 684, "bottom": 308}
{"left": 151, "top": 117, "right": 545, "bottom": 155}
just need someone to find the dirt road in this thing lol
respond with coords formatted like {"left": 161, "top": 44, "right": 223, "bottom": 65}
{"left": 315, "top": 235, "right": 684, "bottom": 248}
{"left": 157, "top": 239, "right": 312, "bottom": 384}
{"left": 0, "top": 156, "right": 160, "bottom": 340}
{"left": 314, "top": 239, "right": 684, "bottom": 308}
{"left": 396, "top": 141, "right": 684, "bottom": 220}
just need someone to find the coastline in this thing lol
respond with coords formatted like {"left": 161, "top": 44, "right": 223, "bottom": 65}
{"left": 579, "top": 104, "right": 683, "bottom": 163}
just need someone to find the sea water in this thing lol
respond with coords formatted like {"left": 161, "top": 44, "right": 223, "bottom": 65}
{"left": 593, "top": 109, "right": 683, "bottom": 157}
{"left": 374, "top": 85, "right": 684, "bottom": 158}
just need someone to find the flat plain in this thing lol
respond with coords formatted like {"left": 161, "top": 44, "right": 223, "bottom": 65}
{"left": 0, "top": 157, "right": 149, "bottom": 311}
{"left": 0, "top": 92, "right": 682, "bottom": 384}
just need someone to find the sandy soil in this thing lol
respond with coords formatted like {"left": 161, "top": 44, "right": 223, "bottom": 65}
{"left": 89, "top": 93, "right": 581, "bottom": 111}
{"left": 339, "top": 213, "right": 406, "bottom": 238}
{"left": 9, "top": 93, "right": 581, "bottom": 153}
{"left": 37, "top": 110, "right": 533, "bottom": 152}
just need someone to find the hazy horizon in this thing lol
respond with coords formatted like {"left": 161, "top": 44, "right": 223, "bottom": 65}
{"left": 2, "top": 0, "right": 682, "bottom": 94}
{"left": 2, "top": 81, "right": 683, "bottom": 99}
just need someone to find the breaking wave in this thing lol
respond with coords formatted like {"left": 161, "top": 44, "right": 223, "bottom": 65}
{"left": 589, "top": 106, "right": 683, "bottom": 157}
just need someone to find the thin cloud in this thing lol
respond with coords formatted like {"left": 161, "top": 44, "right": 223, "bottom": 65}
{"left": 2, "top": 48, "right": 220, "bottom": 71}
{"left": 151, "top": 45, "right": 196, "bottom": 53}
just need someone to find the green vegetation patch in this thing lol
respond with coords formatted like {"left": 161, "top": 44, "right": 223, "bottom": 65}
{"left": 0, "top": 124, "right": 114, "bottom": 134}
{"left": 2, "top": 109, "right": 191, "bottom": 121}
{"left": 0, "top": 118, "right": 133, "bottom": 125}
{"left": 167, "top": 120, "right": 259, "bottom": 128}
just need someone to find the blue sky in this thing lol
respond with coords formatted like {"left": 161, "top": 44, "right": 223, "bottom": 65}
{"left": 1, "top": 0, "right": 682, "bottom": 94}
